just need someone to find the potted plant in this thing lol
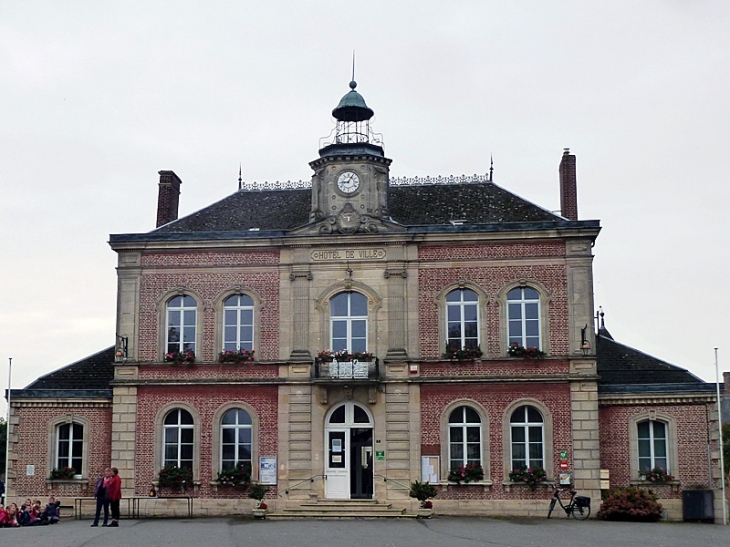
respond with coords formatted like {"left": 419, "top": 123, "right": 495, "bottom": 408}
{"left": 448, "top": 463, "right": 484, "bottom": 484}
{"left": 409, "top": 480, "right": 437, "bottom": 518}
{"left": 508, "top": 465, "right": 547, "bottom": 490}
{"left": 158, "top": 463, "right": 193, "bottom": 491}
{"left": 218, "top": 349, "right": 255, "bottom": 364}
{"left": 249, "top": 483, "right": 271, "bottom": 518}
{"left": 165, "top": 350, "right": 196, "bottom": 366}
{"left": 216, "top": 462, "right": 252, "bottom": 488}
{"left": 443, "top": 344, "right": 483, "bottom": 361}
{"left": 507, "top": 343, "right": 546, "bottom": 359}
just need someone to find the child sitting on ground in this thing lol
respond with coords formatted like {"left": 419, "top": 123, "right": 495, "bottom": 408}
{"left": 41, "top": 496, "right": 61, "bottom": 524}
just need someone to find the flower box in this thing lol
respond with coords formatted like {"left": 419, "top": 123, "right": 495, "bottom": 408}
{"left": 442, "top": 345, "right": 483, "bottom": 361}
{"left": 447, "top": 463, "right": 484, "bottom": 484}
{"left": 165, "top": 350, "right": 196, "bottom": 366}
{"left": 507, "top": 344, "right": 545, "bottom": 359}
{"left": 218, "top": 349, "right": 256, "bottom": 364}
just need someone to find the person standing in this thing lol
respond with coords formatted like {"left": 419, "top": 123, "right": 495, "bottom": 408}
{"left": 90, "top": 468, "right": 112, "bottom": 527}
{"left": 108, "top": 467, "right": 122, "bottom": 527}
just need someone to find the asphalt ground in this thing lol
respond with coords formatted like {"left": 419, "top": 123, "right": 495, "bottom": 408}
{"left": 0, "top": 517, "right": 727, "bottom": 547}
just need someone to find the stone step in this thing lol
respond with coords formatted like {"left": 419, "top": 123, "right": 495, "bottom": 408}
{"left": 266, "top": 499, "right": 416, "bottom": 520}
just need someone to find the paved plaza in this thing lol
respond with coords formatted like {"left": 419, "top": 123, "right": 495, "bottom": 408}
{"left": 1, "top": 517, "right": 727, "bottom": 547}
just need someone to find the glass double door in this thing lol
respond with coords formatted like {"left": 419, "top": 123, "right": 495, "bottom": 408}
{"left": 324, "top": 403, "right": 373, "bottom": 499}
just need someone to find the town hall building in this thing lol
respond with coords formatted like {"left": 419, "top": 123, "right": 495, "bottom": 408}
{"left": 5, "top": 81, "right": 725, "bottom": 521}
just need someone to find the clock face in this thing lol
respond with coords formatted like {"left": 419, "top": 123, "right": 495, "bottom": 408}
{"left": 337, "top": 171, "right": 360, "bottom": 194}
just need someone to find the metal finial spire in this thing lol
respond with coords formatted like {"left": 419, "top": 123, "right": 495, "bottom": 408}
{"left": 598, "top": 306, "right": 605, "bottom": 329}
{"left": 349, "top": 50, "right": 357, "bottom": 90}
{"left": 238, "top": 164, "right": 242, "bottom": 191}
{"left": 489, "top": 155, "right": 494, "bottom": 182}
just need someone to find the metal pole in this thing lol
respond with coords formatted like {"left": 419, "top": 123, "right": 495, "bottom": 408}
{"left": 715, "top": 348, "right": 727, "bottom": 525}
{"left": 3, "top": 357, "right": 11, "bottom": 504}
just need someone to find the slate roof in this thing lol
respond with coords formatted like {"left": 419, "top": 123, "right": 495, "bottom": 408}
{"left": 21, "top": 346, "right": 115, "bottom": 393}
{"left": 153, "top": 181, "right": 561, "bottom": 234}
{"left": 596, "top": 327, "right": 709, "bottom": 392}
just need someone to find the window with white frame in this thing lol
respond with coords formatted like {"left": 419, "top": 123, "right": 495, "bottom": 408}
{"left": 163, "top": 409, "right": 194, "bottom": 470}
{"left": 510, "top": 405, "right": 544, "bottom": 469}
{"left": 637, "top": 420, "right": 668, "bottom": 473}
{"left": 446, "top": 289, "right": 479, "bottom": 349}
{"left": 330, "top": 291, "right": 367, "bottom": 353}
{"left": 448, "top": 406, "right": 482, "bottom": 471}
{"left": 507, "top": 287, "right": 541, "bottom": 348}
{"left": 56, "top": 423, "right": 83, "bottom": 474}
{"left": 222, "top": 294, "right": 254, "bottom": 351}
{"left": 167, "top": 295, "right": 197, "bottom": 354}
{"left": 221, "top": 408, "right": 253, "bottom": 471}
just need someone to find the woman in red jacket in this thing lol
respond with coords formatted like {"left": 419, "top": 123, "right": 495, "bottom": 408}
{"left": 107, "top": 467, "right": 122, "bottom": 527}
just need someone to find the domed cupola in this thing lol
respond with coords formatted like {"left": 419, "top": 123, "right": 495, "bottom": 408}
{"left": 319, "top": 80, "right": 384, "bottom": 158}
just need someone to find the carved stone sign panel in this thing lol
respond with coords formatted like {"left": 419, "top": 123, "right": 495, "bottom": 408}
{"left": 311, "top": 248, "right": 386, "bottom": 262}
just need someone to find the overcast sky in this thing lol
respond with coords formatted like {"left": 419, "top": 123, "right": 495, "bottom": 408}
{"left": 2, "top": 1, "right": 729, "bottom": 416}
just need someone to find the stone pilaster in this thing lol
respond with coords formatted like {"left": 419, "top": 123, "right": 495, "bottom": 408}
{"left": 111, "top": 365, "right": 138, "bottom": 496}
{"left": 384, "top": 382, "right": 413, "bottom": 498}
{"left": 569, "top": 369, "right": 601, "bottom": 500}
{"left": 384, "top": 265, "right": 408, "bottom": 359}
{"left": 289, "top": 269, "right": 313, "bottom": 361}
{"left": 281, "top": 384, "right": 313, "bottom": 499}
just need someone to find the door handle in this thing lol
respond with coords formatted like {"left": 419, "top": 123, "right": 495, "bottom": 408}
{"left": 361, "top": 446, "right": 369, "bottom": 469}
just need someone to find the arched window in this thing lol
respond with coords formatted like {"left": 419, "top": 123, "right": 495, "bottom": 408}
{"left": 507, "top": 287, "right": 541, "bottom": 349}
{"left": 163, "top": 409, "right": 194, "bottom": 470}
{"left": 448, "top": 406, "right": 482, "bottom": 471}
{"left": 637, "top": 420, "right": 668, "bottom": 473}
{"left": 446, "top": 289, "right": 479, "bottom": 349}
{"left": 56, "top": 422, "right": 83, "bottom": 474}
{"left": 330, "top": 291, "right": 368, "bottom": 353}
{"left": 221, "top": 408, "right": 253, "bottom": 471}
{"left": 510, "top": 405, "right": 544, "bottom": 469}
{"left": 222, "top": 294, "right": 254, "bottom": 351}
{"left": 167, "top": 295, "right": 197, "bottom": 354}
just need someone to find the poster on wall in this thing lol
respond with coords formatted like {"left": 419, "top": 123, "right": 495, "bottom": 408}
{"left": 260, "top": 457, "right": 277, "bottom": 485}
{"left": 421, "top": 456, "right": 439, "bottom": 483}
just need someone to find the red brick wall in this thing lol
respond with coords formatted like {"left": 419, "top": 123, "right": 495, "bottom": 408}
{"left": 12, "top": 404, "right": 112, "bottom": 499}
{"left": 420, "top": 382, "right": 573, "bottom": 500}
{"left": 599, "top": 403, "right": 711, "bottom": 498}
{"left": 421, "top": 359, "right": 570, "bottom": 377}
{"left": 137, "top": 258, "right": 280, "bottom": 362}
{"left": 137, "top": 363, "right": 279, "bottom": 381}
{"left": 134, "top": 385, "right": 278, "bottom": 498}
{"left": 417, "top": 247, "right": 569, "bottom": 358}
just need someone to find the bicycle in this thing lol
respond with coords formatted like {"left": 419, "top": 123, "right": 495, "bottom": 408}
{"left": 547, "top": 484, "right": 591, "bottom": 520}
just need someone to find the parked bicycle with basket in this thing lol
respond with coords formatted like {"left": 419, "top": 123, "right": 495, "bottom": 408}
{"left": 547, "top": 484, "right": 591, "bottom": 520}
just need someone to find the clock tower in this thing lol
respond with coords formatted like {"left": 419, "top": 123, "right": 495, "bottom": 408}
{"left": 308, "top": 80, "right": 399, "bottom": 234}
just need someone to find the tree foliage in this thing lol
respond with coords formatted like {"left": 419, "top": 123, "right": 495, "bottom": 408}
{"left": 722, "top": 424, "right": 730, "bottom": 481}
{"left": 0, "top": 418, "right": 6, "bottom": 476}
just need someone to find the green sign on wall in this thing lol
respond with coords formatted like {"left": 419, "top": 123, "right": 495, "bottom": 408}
{"left": 375, "top": 450, "right": 385, "bottom": 461}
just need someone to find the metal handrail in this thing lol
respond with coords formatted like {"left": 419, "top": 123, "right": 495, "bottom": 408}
{"left": 373, "top": 474, "right": 410, "bottom": 492}
{"left": 284, "top": 474, "right": 327, "bottom": 495}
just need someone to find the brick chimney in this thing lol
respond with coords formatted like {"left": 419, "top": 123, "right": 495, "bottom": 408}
{"left": 156, "top": 170, "right": 182, "bottom": 227}
{"left": 558, "top": 148, "right": 578, "bottom": 221}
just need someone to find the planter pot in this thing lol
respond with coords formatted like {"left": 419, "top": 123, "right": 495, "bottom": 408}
{"left": 252, "top": 508, "right": 267, "bottom": 519}
{"left": 73, "top": 474, "right": 83, "bottom": 480}
{"left": 417, "top": 508, "right": 432, "bottom": 519}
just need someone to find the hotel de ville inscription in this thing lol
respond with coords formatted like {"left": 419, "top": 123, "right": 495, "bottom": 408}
{"left": 310, "top": 248, "right": 386, "bottom": 262}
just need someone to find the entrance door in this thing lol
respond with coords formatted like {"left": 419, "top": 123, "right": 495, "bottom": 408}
{"left": 324, "top": 403, "right": 373, "bottom": 499}
{"left": 350, "top": 427, "right": 373, "bottom": 499}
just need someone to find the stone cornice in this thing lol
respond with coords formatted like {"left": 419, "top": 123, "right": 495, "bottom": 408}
{"left": 10, "top": 398, "right": 112, "bottom": 408}
{"left": 598, "top": 392, "right": 717, "bottom": 405}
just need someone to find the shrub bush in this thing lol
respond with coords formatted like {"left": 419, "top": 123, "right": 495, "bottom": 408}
{"left": 597, "top": 487, "right": 663, "bottom": 522}
{"left": 409, "top": 480, "right": 438, "bottom": 506}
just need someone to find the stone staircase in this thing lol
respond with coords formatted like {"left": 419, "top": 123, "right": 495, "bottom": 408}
{"left": 267, "top": 499, "right": 417, "bottom": 520}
